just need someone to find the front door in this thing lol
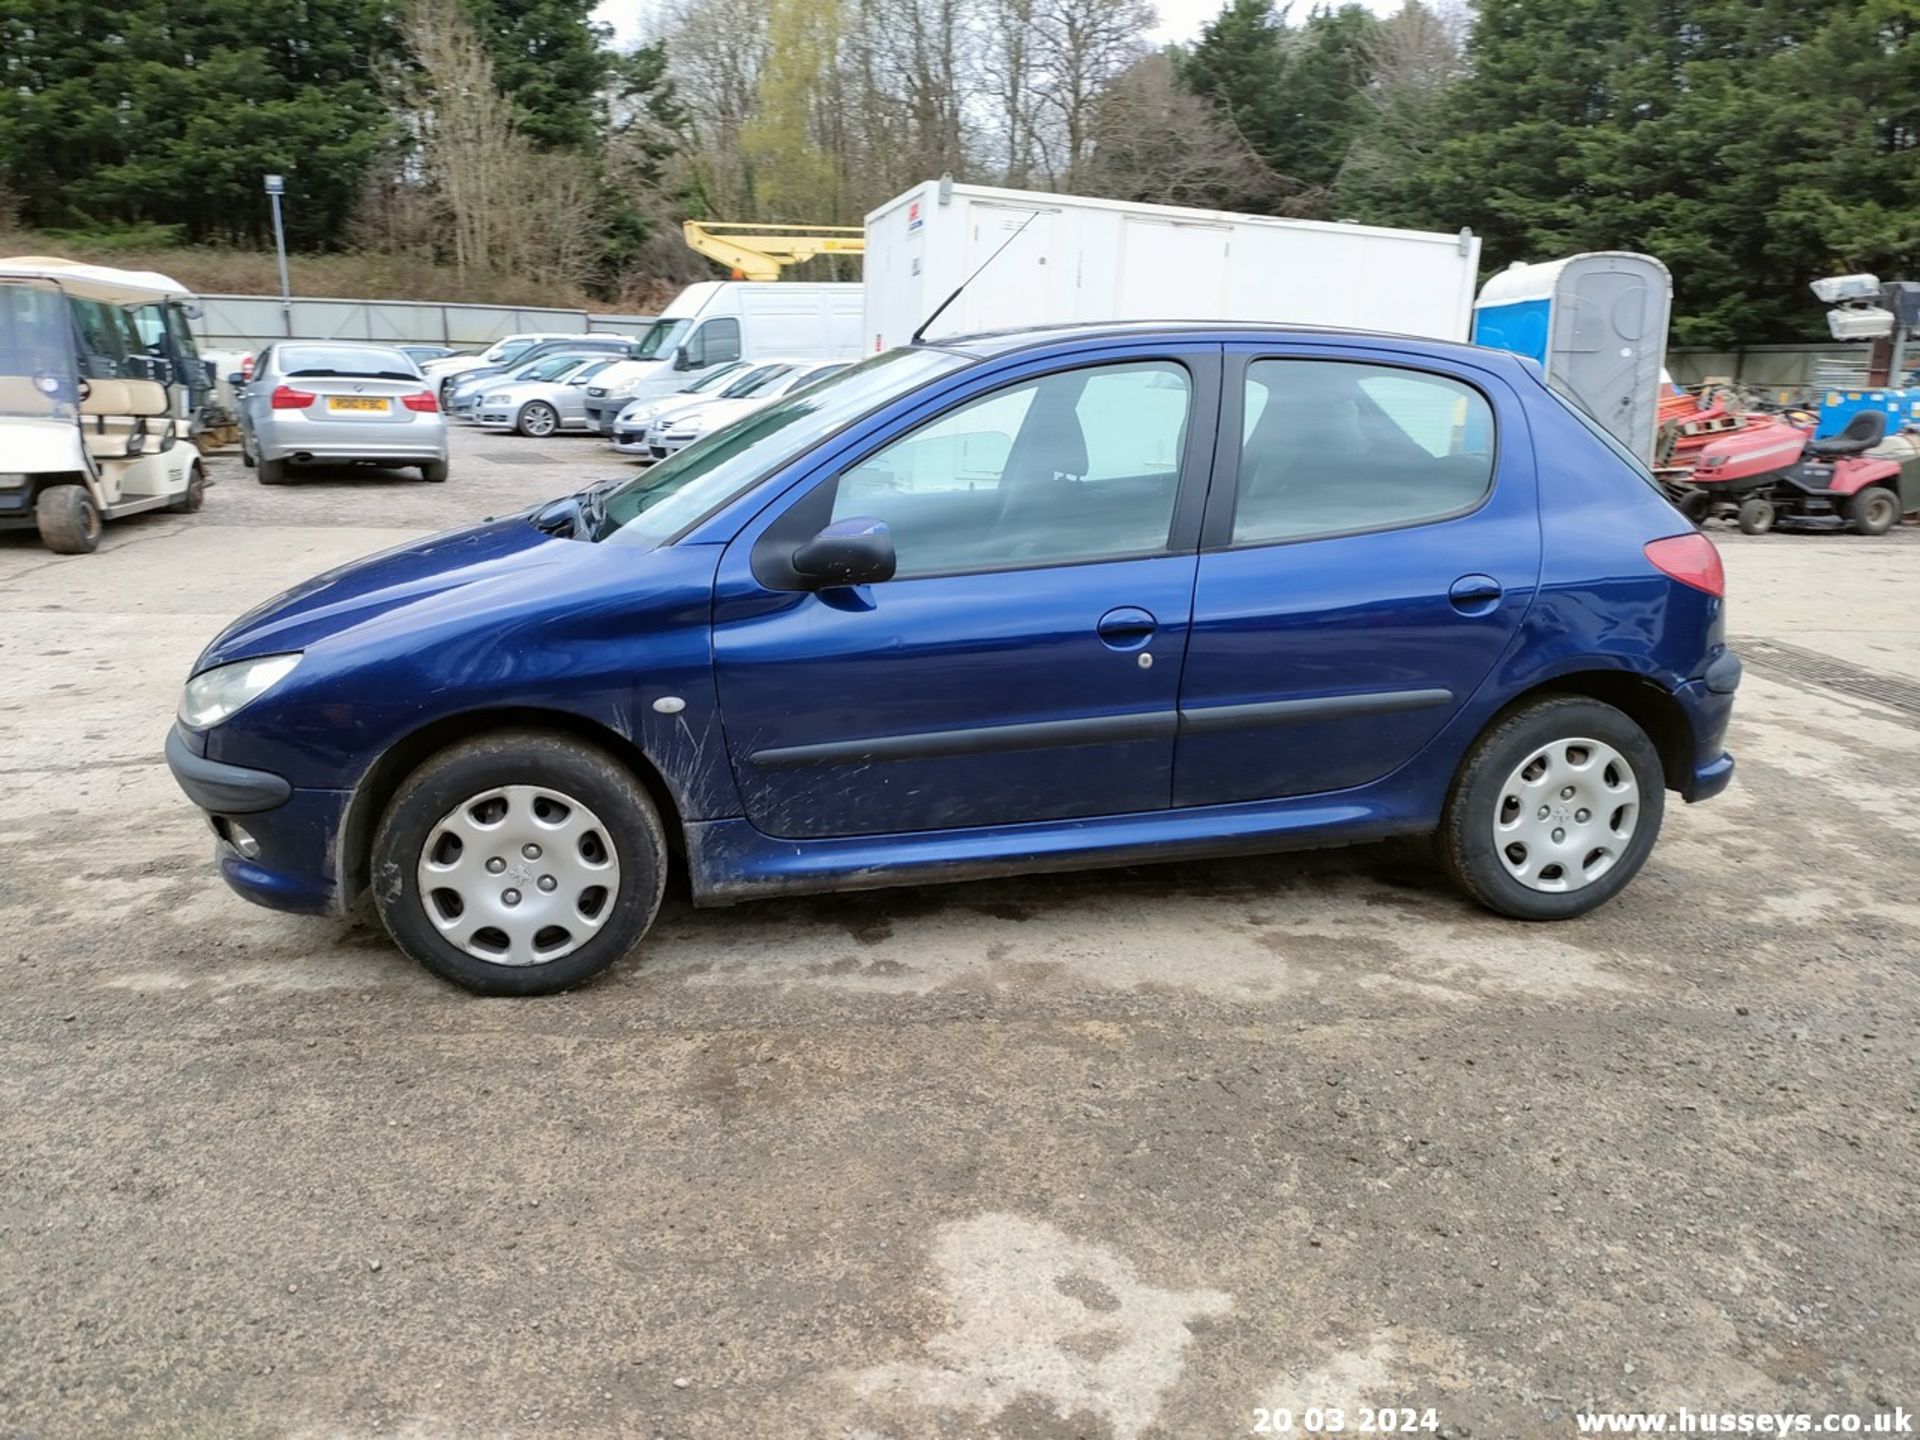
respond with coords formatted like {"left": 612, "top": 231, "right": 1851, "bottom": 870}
{"left": 712, "top": 349, "right": 1218, "bottom": 840}
{"left": 1173, "top": 345, "right": 1540, "bottom": 808}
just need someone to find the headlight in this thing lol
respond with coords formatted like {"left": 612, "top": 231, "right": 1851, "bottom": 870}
{"left": 179, "top": 653, "right": 301, "bottom": 728}
{"left": 484, "top": 393, "right": 510, "bottom": 405}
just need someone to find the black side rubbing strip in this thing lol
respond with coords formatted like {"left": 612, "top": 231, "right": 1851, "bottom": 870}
{"left": 1177, "top": 688, "right": 1454, "bottom": 736}
{"left": 749, "top": 710, "right": 1180, "bottom": 769}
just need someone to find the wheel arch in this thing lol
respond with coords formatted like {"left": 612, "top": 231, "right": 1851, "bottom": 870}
{"left": 336, "top": 706, "right": 687, "bottom": 905}
{"left": 1486, "top": 670, "right": 1694, "bottom": 794}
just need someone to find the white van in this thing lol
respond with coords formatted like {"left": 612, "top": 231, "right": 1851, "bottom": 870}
{"left": 584, "top": 281, "right": 861, "bottom": 435}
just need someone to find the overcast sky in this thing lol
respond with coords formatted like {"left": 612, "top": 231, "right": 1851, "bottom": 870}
{"left": 593, "top": 0, "right": 1405, "bottom": 49}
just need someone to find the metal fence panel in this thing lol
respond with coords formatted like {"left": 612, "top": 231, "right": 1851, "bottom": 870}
{"left": 190, "top": 293, "right": 653, "bottom": 351}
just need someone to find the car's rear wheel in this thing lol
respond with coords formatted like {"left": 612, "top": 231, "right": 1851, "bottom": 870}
{"left": 517, "top": 402, "right": 558, "bottom": 438}
{"left": 371, "top": 731, "right": 667, "bottom": 995}
{"left": 1438, "top": 696, "right": 1665, "bottom": 920}
{"left": 257, "top": 456, "right": 288, "bottom": 485}
{"left": 420, "top": 459, "right": 449, "bottom": 483}
{"left": 1847, "top": 485, "right": 1899, "bottom": 536}
{"left": 35, "top": 483, "right": 101, "bottom": 554}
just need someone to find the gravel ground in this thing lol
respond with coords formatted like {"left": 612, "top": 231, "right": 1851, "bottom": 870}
{"left": 1, "top": 425, "right": 1917, "bottom": 1439}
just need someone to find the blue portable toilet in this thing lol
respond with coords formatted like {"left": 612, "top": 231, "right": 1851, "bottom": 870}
{"left": 1473, "top": 252, "right": 1672, "bottom": 461}
{"left": 1814, "top": 387, "right": 1920, "bottom": 439}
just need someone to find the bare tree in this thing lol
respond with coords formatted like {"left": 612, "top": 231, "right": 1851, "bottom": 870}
{"left": 358, "top": 0, "right": 609, "bottom": 292}
{"left": 1027, "top": 0, "right": 1155, "bottom": 191}
{"left": 1081, "top": 51, "right": 1295, "bottom": 210}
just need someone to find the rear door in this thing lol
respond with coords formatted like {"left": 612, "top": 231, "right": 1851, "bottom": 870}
{"left": 1172, "top": 344, "right": 1540, "bottom": 808}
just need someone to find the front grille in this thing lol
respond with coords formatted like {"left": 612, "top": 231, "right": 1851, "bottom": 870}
{"left": 1741, "top": 639, "right": 1920, "bottom": 723}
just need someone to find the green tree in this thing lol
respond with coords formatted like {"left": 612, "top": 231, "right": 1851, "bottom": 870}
{"left": 1379, "top": 0, "right": 1920, "bottom": 342}
{"left": 465, "top": 0, "right": 611, "bottom": 150}
{"left": 1181, "top": 0, "right": 1291, "bottom": 173}
{"left": 0, "top": 0, "right": 394, "bottom": 247}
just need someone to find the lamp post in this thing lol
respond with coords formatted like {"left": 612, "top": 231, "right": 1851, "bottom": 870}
{"left": 264, "top": 174, "right": 292, "bottom": 338}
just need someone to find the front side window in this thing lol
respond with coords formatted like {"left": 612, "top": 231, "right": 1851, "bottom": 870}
{"left": 690, "top": 317, "right": 741, "bottom": 366}
{"left": 1232, "top": 359, "right": 1495, "bottom": 545}
{"left": 831, "top": 359, "right": 1191, "bottom": 579}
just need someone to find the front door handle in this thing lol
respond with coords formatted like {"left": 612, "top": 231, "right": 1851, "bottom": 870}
{"left": 1096, "top": 605, "right": 1157, "bottom": 651}
{"left": 1448, "top": 574, "right": 1503, "bottom": 615}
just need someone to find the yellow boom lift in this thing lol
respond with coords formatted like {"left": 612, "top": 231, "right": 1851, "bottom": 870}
{"left": 680, "top": 221, "right": 865, "bottom": 281}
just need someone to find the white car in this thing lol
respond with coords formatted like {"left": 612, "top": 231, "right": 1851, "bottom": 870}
{"left": 473, "top": 357, "right": 618, "bottom": 437}
{"left": 418, "top": 332, "right": 606, "bottom": 388}
{"left": 609, "top": 360, "right": 767, "bottom": 456}
{"left": 643, "top": 360, "right": 850, "bottom": 460}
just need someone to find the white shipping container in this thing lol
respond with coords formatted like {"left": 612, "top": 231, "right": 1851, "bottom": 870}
{"left": 863, "top": 181, "right": 1482, "bottom": 353}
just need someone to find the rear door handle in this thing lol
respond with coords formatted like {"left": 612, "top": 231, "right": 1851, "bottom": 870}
{"left": 1096, "top": 605, "right": 1157, "bottom": 651}
{"left": 1448, "top": 574, "right": 1503, "bottom": 615}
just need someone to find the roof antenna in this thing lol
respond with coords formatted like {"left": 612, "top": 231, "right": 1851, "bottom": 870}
{"left": 910, "top": 210, "right": 1039, "bottom": 346}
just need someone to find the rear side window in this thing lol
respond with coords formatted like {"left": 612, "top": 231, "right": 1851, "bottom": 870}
{"left": 1233, "top": 359, "right": 1495, "bottom": 545}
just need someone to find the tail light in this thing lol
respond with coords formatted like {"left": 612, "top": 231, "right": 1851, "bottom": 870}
{"left": 401, "top": 390, "right": 439, "bottom": 413}
{"left": 269, "top": 384, "right": 316, "bottom": 410}
{"left": 1645, "top": 532, "right": 1725, "bottom": 597}
{"left": 240, "top": 354, "right": 255, "bottom": 381}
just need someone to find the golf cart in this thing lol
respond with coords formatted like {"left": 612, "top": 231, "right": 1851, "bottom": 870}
{"left": 0, "top": 257, "right": 208, "bottom": 554}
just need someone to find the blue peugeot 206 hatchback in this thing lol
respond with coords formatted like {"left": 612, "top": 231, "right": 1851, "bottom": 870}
{"left": 167, "top": 324, "right": 1739, "bottom": 994}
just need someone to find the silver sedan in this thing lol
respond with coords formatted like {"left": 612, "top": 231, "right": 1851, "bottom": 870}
{"left": 239, "top": 343, "right": 448, "bottom": 484}
{"left": 474, "top": 358, "right": 617, "bottom": 437}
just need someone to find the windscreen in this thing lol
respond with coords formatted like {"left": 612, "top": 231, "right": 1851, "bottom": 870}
{"left": 630, "top": 318, "right": 691, "bottom": 360}
{"left": 720, "top": 363, "right": 796, "bottom": 398}
{"left": 681, "top": 361, "right": 748, "bottom": 394}
{"left": 596, "top": 347, "right": 971, "bottom": 548}
{"left": 0, "top": 281, "right": 78, "bottom": 420}
{"left": 281, "top": 345, "right": 419, "bottom": 380}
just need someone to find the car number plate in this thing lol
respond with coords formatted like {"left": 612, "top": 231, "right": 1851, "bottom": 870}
{"left": 328, "top": 396, "right": 390, "bottom": 412}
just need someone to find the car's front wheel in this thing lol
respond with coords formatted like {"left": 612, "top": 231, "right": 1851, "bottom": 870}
{"left": 1438, "top": 696, "right": 1665, "bottom": 920}
{"left": 516, "top": 402, "right": 558, "bottom": 438}
{"left": 371, "top": 731, "right": 668, "bottom": 995}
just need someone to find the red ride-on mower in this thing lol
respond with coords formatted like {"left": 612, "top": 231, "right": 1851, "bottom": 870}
{"left": 1673, "top": 409, "right": 1904, "bottom": 536}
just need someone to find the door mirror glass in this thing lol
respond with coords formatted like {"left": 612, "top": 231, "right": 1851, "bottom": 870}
{"left": 792, "top": 517, "right": 896, "bottom": 587}
{"left": 672, "top": 344, "right": 694, "bottom": 371}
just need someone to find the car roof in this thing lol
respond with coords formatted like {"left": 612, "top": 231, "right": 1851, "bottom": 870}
{"left": 920, "top": 320, "right": 1527, "bottom": 373}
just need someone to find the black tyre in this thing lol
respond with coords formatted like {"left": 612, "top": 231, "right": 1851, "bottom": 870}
{"left": 240, "top": 430, "right": 256, "bottom": 468}
{"left": 257, "top": 456, "right": 288, "bottom": 485}
{"left": 1736, "top": 495, "right": 1774, "bottom": 535}
{"left": 35, "top": 483, "right": 101, "bottom": 554}
{"left": 1675, "top": 490, "right": 1711, "bottom": 524}
{"left": 167, "top": 463, "right": 206, "bottom": 514}
{"left": 420, "top": 459, "right": 449, "bottom": 483}
{"left": 516, "top": 401, "right": 559, "bottom": 438}
{"left": 1438, "top": 696, "right": 1665, "bottom": 921}
{"left": 1847, "top": 485, "right": 1899, "bottom": 537}
{"left": 371, "top": 731, "right": 668, "bottom": 996}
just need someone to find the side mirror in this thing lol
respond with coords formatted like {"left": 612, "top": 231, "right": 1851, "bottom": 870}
{"left": 792, "top": 517, "right": 896, "bottom": 588}
{"left": 673, "top": 344, "right": 696, "bottom": 372}
{"left": 226, "top": 371, "right": 245, "bottom": 386}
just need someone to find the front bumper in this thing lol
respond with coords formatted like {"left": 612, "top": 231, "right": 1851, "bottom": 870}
{"left": 165, "top": 723, "right": 348, "bottom": 915}
{"left": 585, "top": 398, "right": 624, "bottom": 434}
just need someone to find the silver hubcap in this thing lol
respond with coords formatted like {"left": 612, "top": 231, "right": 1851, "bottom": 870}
{"left": 1494, "top": 737, "right": 1639, "bottom": 893}
{"left": 525, "top": 406, "right": 555, "bottom": 435}
{"left": 416, "top": 785, "right": 620, "bottom": 966}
